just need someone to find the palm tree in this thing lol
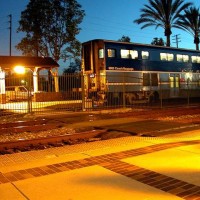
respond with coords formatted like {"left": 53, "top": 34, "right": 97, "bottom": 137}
{"left": 118, "top": 35, "right": 131, "bottom": 42}
{"left": 151, "top": 37, "right": 165, "bottom": 46}
{"left": 134, "top": 0, "right": 192, "bottom": 47}
{"left": 175, "top": 7, "right": 200, "bottom": 50}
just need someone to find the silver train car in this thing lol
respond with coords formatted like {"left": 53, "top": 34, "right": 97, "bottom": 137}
{"left": 81, "top": 39, "right": 200, "bottom": 104}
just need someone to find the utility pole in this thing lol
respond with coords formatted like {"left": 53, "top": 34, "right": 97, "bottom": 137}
{"left": 8, "top": 14, "right": 12, "bottom": 56}
{"left": 172, "top": 34, "right": 181, "bottom": 48}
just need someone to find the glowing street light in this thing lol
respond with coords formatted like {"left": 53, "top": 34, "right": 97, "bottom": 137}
{"left": 13, "top": 65, "right": 32, "bottom": 113}
{"left": 13, "top": 65, "right": 25, "bottom": 74}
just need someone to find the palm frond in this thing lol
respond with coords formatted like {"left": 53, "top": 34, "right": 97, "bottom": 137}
{"left": 133, "top": 0, "right": 195, "bottom": 46}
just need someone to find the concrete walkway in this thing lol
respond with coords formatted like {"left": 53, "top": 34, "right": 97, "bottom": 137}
{"left": 0, "top": 129, "right": 200, "bottom": 200}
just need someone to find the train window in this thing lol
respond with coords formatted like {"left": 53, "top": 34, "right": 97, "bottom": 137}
{"left": 177, "top": 54, "right": 189, "bottom": 62}
{"left": 151, "top": 73, "right": 158, "bottom": 86}
{"left": 99, "top": 49, "right": 104, "bottom": 58}
{"left": 160, "top": 53, "right": 174, "bottom": 61}
{"left": 143, "top": 73, "right": 158, "bottom": 86}
{"left": 142, "top": 51, "right": 149, "bottom": 59}
{"left": 160, "top": 53, "right": 167, "bottom": 61}
{"left": 121, "top": 49, "right": 138, "bottom": 59}
{"left": 121, "top": 50, "right": 128, "bottom": 58}
{"left": 168, "top": 54, "right": 174, "bottom": 61}
{"left": 193, "top": 56, "right": 200, "bottom": 63}
{"left": 192, "top": 56, "right": 197, "bottom": 63}
{"left": 107, "top": 49, "right": 116, "bottom": 57}
{"left": 183, "top": 55, "right": 189, "bottom": 62}
{"left": 177, "top": 54, "right": 183, "bottom": 62}
{"left": 130, "top": 50, "right": 138, "bottom": 59}
{"left": 143, "top": 73, "right": 150, "bottom": 86}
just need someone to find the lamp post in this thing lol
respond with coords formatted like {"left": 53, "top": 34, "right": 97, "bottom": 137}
{"left": 13, "top": 66, "right": 33, "bottom": 113}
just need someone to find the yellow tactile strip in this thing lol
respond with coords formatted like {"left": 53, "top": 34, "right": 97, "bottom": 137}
{"left": 1, "top": 140, "right": 200, "bottom": 199}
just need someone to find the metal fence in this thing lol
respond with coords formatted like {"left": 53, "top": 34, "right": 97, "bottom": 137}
{"left": 0, "top": 73, "right": 200, "bottom": 117}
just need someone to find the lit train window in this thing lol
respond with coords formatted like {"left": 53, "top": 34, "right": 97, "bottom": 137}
{"left": 177, "top": 54, "right": 189, "bottom": 62}
{"left": 160, "top": 53, "right": 174, "bottom": 61}
{"left": 121, "top": 49, "right": 129, "bottom": 58}
{"left": 121, "top": 49, "right": 138, "bottom": 59}
{"left": 183, "top": 55, "right": 189, "bottom": 62}
{"left": 177, "top": 54, "right": 183, "bottom": 62}
{"left": 160, "top": 53, "right": 167, "bottom": 61}
{"left": 99, "top": 49, "right": 104, "bottom": 58}
{"left": 168, "top": 54, "right": 174, "bottom": 61}
{"left": 191, "top": 56, "right": 200, "bottom": 63}
{"left": 142, "top": 51, "right": 149, "bottom": 59}
{"left": 192, "top": 56, "right": 197, "bottom": 63}
{"left": 107, "top": 49, "right": 116, "bottom": 57}
{"left": 130, "top": 50, "right": 138, "bottom": 59}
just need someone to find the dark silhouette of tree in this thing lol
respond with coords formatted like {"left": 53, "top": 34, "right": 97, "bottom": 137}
{"left": 118, "top": 35, "right": 131, "bottom": 42}
{"left": 175, "top": 6, "right": 200, "bottom": 50}
{"left": 61, "top": 39, "right": 81, "bottom": 62}
{"left": 63, "top": 59, "right": 81, "bottom": 74}
{"left": 134, "top": 0, "right": 192, "bottom": 47}
{"left": 151, "top": 37, "right": 165, "bottom": 46}
{"left": 16, "top": 0, "right": 85, "bottom": 62}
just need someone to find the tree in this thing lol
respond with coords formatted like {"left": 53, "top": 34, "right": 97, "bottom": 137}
{"left": 61, "top": 39, "right": 82, "bottom": 62}
{"left": 151, "top": 37, "right": 165, "bottom": 46}
{"left": 16, "top": 0, "right": 85, "bottom": 62}
{"left": 175, "top": 6, "right": 200, "bottom": 50}
{"left": 118, "top": 35, "right": 131, "bottom": 42}
{"left": 63, "top": 59, "right": 81, "bottom": 73}
{"left": 134, "top": 0, "right": 192, "bottom": 47}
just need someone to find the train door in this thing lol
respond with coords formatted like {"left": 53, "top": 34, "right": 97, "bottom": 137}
{"left": 169, "top": 74, "right": 180, "bottom": 97}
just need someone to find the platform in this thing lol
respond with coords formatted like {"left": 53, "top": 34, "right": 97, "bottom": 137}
{"left": 0, "top": 129, "right": 200, "bottom": 200}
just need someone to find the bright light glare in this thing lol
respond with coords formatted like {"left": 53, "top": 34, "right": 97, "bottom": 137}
{"left": 14, "top": 66, "right": 25, "bottom": 74}
{"left": 185, "top": 72, "right": 192, "bottom": 80}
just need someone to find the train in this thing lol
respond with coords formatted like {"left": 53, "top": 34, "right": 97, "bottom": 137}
{"left": 81, "top": 39, "right": 200, "bottom": 105}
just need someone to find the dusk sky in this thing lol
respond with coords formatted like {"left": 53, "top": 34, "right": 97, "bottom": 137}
{"left": 0, "top": 0, "right": 199, "bottom": 69}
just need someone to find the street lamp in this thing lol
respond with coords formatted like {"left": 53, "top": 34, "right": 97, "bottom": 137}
{"left": 13, "top": 65, "right": 26, "bottom": 74}
{"left": 13, "top": 65, "right": 32, "bottom": 113}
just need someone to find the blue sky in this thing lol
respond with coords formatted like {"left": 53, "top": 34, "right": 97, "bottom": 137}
{"left": 0, "top": 0, "right": 199, "bottom": 69}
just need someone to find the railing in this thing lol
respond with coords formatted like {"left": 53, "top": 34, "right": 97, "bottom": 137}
{"left": 0, "top": 73, "right": 199, "bottom": 117}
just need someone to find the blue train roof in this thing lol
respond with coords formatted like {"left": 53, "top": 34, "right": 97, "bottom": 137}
{"left": 83, "top": 39, "right": 200, "bottom": 54}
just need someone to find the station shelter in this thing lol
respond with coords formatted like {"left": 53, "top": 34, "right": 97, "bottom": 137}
{"left": 0, "top": 56, "right": 59, "bottom": 103}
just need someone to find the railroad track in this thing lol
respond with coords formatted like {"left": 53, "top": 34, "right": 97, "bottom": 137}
{"left": 0, "top": 119, "right": 107, "bottom": 155}
{"left": 0, "top": 118, "right": 64, "bottom": 134}
{"left": 0, "top": 129, "right": 106, "bottom": 154}
{"left": 1, "top": 106, "right": 200, "bottom": 155}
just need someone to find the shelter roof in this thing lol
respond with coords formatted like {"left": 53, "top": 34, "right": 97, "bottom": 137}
{"left": 0, "top": 56, "right": 59, "bottom": 71}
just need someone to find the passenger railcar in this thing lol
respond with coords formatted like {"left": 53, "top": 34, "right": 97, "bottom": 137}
{"left": 81, "top": 39, "right": 200, "bottom": 104}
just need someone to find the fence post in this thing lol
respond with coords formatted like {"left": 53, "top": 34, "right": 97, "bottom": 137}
{"left": 160, "top": 80, "right": 163, "bottom": 108}
{"left": 187, "top": 78, "right": 190, "bottom": 106}
{"left": 81, "top": 72, "right": 86, "bottom": 111}
{"left": 123, "top": 72, "right": 126, "bottom": 108}
{"left": 27, "top": 87, "right": 32, "bottom": 113}
{"left": 27, "top": 74, "right": 32, "bottom": 113}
